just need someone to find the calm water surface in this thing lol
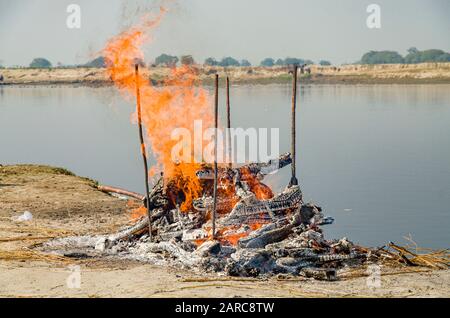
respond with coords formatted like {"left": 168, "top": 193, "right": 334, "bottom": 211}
{"left": 1, "top": 84, "right": 449, "bottom": 248}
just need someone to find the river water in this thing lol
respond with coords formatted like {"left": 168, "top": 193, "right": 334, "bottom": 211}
{"left": 1, "top": 84, "right": 449, "bottom": 248}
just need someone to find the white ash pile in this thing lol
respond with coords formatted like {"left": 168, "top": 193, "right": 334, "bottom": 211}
{"left": 42, "top": 153, "right": 370, "bottom": 280}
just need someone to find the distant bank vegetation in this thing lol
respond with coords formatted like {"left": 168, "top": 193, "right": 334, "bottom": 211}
{"left": 29, "top": 58, "right": 53, "bottom": 68}
{"left": 1, "top": 47, "right": 449, "bottom": 70}
{"left": 2, "top": 62, "right": 449, "bottom": 85}
{"left": 361, "top": 47, "right": 450, "bottom": 64}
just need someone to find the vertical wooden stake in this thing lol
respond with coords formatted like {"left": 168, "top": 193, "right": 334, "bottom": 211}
{"left": 135, "top": 64, "right": 152, "bottom": 240}
{"left": 290, "top": 65, "right": 299, "bottom": 186}
{"left": 212, "top": 74, "right": 219, "bottom": 239}
{"left": 226, "top": 77, "right": 232, "bottom": 168}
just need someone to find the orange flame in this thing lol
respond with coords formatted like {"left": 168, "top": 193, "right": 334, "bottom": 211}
{"left": 240, "top": 167, "right": 274, "bottom": 200}
{"left": 130, "top": 206, "right": 147, "bottom": 221}
{"left": 195, "top": 223, "right": 268, "bottom": 247}
{"left": 103, "top": 9, "right": 213, "bottom": 211}
{"left": 104, "top": 10, "right": 278, "bottom": 245}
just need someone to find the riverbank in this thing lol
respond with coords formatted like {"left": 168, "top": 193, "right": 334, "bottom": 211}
{"left": 1, "top": 63, "right": 450, "bottom": 86}
{"left": 0, "top": 164, "right": 448, "bottom": 297}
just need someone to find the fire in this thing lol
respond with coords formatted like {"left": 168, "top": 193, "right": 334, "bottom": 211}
{"left": 195, "top": 223, "right": 268, "bottom": 247}
{"left": 103, "top": 9, "right": 213, "bottom": 212}
{"left": 130, "top": 206, "right": 147, "bottom": 221}
{"left": 103, "top": 9, "right": 283, "bottom": 246}
{"left": 126, "top": 199, "right": 146, "bottom": 221}
{"left": 240, "top": 167, "right": 273, "bottom": 200}
{"left": 218, "top": 223, "right": 267, "bottom": 246}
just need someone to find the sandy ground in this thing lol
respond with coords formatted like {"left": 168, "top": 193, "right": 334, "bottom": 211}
{"left": 1, "top": 63, "right": 450, "bottom": 86}
{"left": 0, "top": 165, "right": 448, "bottom": 298}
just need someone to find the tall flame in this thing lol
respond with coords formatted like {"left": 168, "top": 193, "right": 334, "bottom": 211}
{"left": 103, "top": 9, "right": 213, "bottom": 211}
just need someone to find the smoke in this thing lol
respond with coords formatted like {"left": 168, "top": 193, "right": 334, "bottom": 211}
{"left": 118, "top": 0, "right": 180, "bottom": 29}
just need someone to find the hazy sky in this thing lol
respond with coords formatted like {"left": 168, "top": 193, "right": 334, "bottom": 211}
{"left": 0, "top": 0, "right": 449, "bottom": 66}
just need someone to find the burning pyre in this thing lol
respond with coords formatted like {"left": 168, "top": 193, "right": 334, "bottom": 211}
{"left": 42, "top": 153, "right": 374, "bottom": 281}
{"left": 41, "top": 11, "right": 374, "bottom": 280}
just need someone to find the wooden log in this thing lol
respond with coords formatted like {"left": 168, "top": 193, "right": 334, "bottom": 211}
{"left": 275, "top": 257, "right": 314, "bottom": 274}
{"left": 238, "top": 223, "right": 294, "bottom": 249}
{"left": 300, "top": 267, "right": 337, "bottom": 281}
{"left": 105, "top": 215, "right": 153, "bottom": 247}
{"left": 105, "top": 179, "right": 165, "bottom": 246}
{"left": 196, "top": 152, "right": 292, "bottom": 180}
{"left": 238, "top": 209, "right": 302, "bottom": 249}
{"left": 144, "top": 177, "right": 167, "bottom": 209}
{"left": 97, "top": 177, "right": 164, "bottom": 206}
{"left": 97, "top": 185, "right": 145, "bottom": 201}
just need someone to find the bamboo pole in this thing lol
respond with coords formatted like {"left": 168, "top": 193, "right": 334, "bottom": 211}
{"left": 226, "top": 77, "right": 232, "bottom": 168}
{"left": 212, "top": 74, "right": 219, "bottom": 238}
{"left": 290, "top": 65, "right": 299, "bottom": 186}
{"left": 97, "top": 185, "right": 145, "bottom": 201}
{"left": 135, "top": 64, "right": 152, "bottom": 240}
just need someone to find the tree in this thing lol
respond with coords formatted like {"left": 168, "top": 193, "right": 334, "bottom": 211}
{"left": 155, "top": 54, "right": 178, "bottom": 67}
{"left": 283, "top": 57, "right": 305, "bottom": 66}
{"left": 319, "top": 60, "right": 331, "bottom": 66}
{"left": 407, "top": 47, "right": 419, "bottom": 55}
{"left": 85, "top": 57, "right": 106, "bottom": 68}
{"left": 360, "top": 51, "right": 404, "bottom": 64}
{"left": 219, "top": 57, "right": 240, "bottom": 67}
{"left": 275, "top": 58, "right": 285, "bottom": 66}
{"left": 204, "top": 57, "right": 219, "bottom": 66}
{"left": 260, "top": 58, "right": 275, "bottom": 67}
{"left": 30, "top": 58, "right": 52, "bottom": 68}
{"left": 436, "top": 53, "right": 450, "bottom": 62}
{"left": 181, "top": 55, "right": 195, "bottom": 66}
{"left": 404, "top": 48, "right": 450, "bottom": 63}
{"left": 240, "top": 59, "right": 251, "bottom": 67}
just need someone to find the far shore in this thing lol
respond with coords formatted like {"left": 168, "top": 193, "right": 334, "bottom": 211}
{"left": 1, "top": 63, "right": 450, "bottom": 86}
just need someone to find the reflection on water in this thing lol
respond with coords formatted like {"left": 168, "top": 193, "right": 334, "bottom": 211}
{"left": 1, "top": 84, "right": 449, "bottom": 248}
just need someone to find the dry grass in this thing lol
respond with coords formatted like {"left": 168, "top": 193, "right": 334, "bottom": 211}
{"left": 0, "top": 224, "right": 76, "bottom": 244}
{"left": 355, "top": 238, "right": 450, "bottom": 271}
{"left": 387, "top": 242, "right": 449, "bottom": 269}
{"left": 0, "top": 249, "right": 71, "bottom": 263}
{"left": 0, "top": 225, "right": 75, "bottom": 236}
{"left": 0, "top": 223, "right": 76, "bottom": 263}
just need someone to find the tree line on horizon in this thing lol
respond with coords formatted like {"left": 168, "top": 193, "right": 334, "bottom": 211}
{"left": 10, "top": 55, "right": 328, "bottom": 69}
{"left": 151, "top": 55, "right": 324, "bottom": 67}
{"left": 3, "top": 47, "right": 449, "bottom": 69}
{"left": 360, "top": 47, "right": 450, "bottom": 64}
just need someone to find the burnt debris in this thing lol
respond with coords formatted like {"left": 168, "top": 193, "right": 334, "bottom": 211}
{"left": 42, "top": 153, "right": 380, "bottom": 281}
